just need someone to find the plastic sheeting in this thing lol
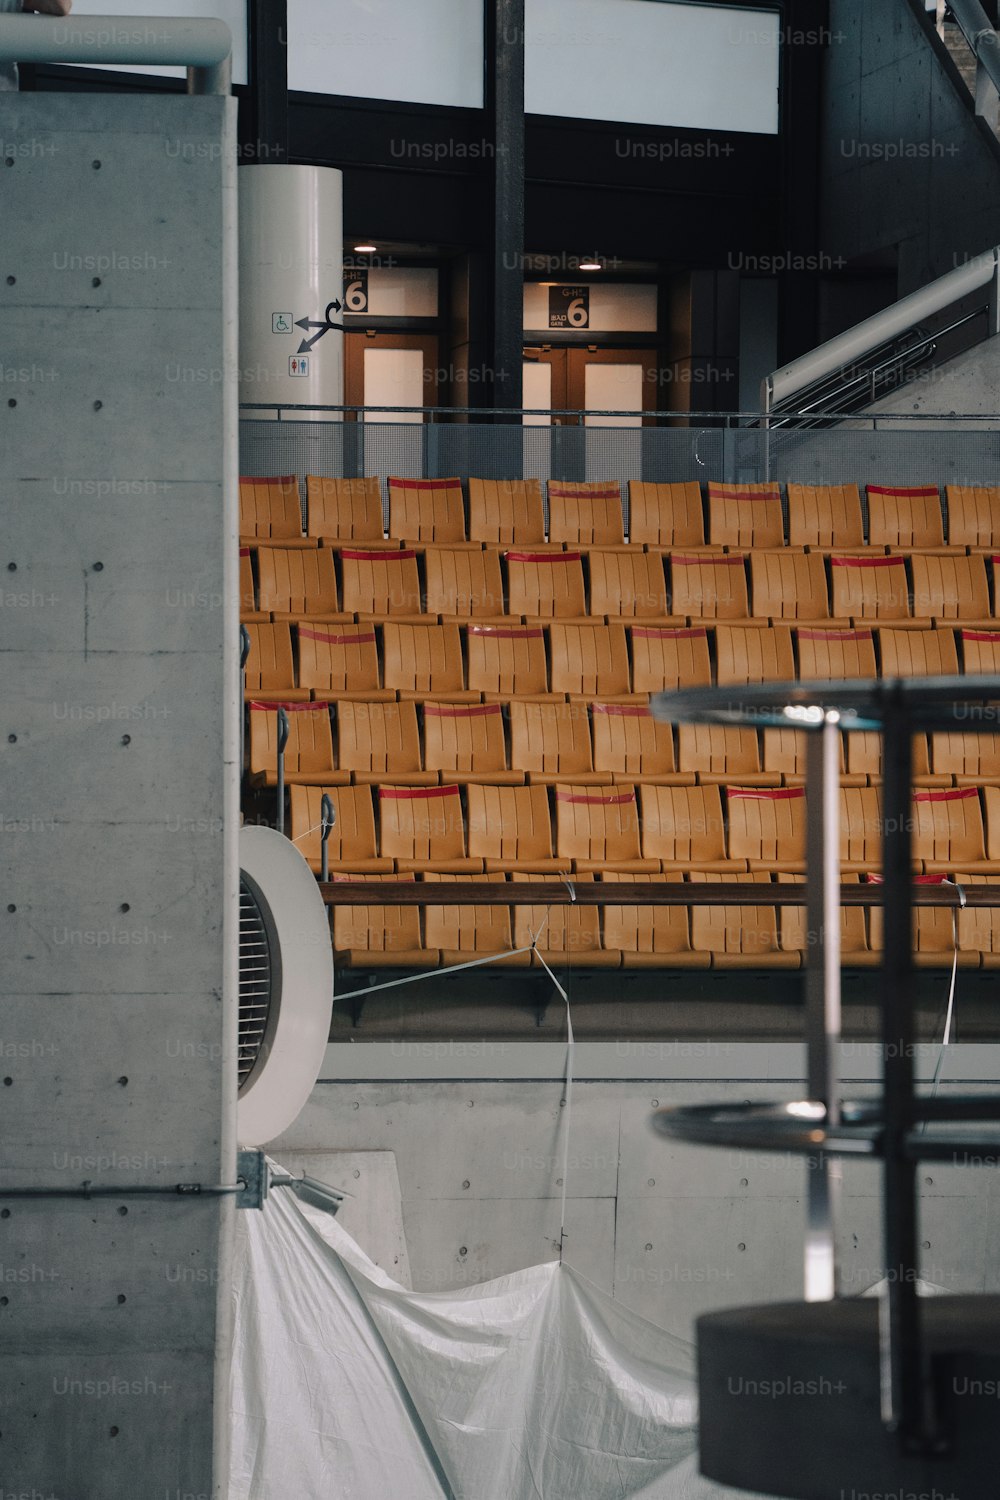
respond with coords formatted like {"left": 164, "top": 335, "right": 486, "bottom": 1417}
{"left": 228, "top": 1177, "right": 765, "bottom": 1500}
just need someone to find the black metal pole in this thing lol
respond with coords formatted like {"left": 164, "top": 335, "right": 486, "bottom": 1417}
{"left": 487, "top": 0, "right": 525, "bottom": 414}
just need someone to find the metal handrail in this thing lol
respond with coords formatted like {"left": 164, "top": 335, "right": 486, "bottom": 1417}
{"left": 0, "top": 12, "right": 232, "bottom": 94}
{"left": 944, "top": 0, "right": 1000, "bottom": 110}
{"left": 317, "top": 881, "right": 1000, "bottom": 907}
{"left": 238, "top": 402, "right": 1000, "bottom": 423}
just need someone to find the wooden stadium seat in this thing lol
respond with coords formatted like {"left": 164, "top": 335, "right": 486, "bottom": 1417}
{"left": 725, "top": 785, "right": 806, "bottom": 873}
{"left": 422, "top": 702, "right": 522, "bottom": 785}
{"left": 689, "top": 871, "right": 797, "bottom": 967}
{"left": 511, "top": 873, "right": 620, "bottom": 967}
{"left": 955, "top": 874, "right": 1000, "bottom": 966}
{"left": 239, "top": 547, "right": 267, "bottom": 621}
{"left": 330, "top": 873, "right": 437, "bottom": 969}
{"left": 382, "top": 621, "right": 478, "bottom": 702}
{"left": 239, "top": 475, "right": 313, "bottom": 547}
{"left": 877, "top": 625, "right": 959, "bottom": 678}
{"left": 256, "top": 545, "right": 348, "bottom": 621}
{"left": 421, "top": 873, "right": 530, "bottom": 967}
{"left": 554, "top": 783, "right": 657, "bottom": 873}
{"left": 340, "top": 547, "right": 424, "bottom": 620}
{"left": 586, "top": 548, "right": 675, "bottom": 621}
{"left": 600, "top": 873, "right": 709, "bottom": 968}
{"left": 829, "top": 554, "right": 911, "bottom": 622}
{"left": 591, "top": 702, "right": 692, "bottom": 785}
{"left": 962, "top": 626, "right": 1000, "bottom": 674}
{"left": 509, "top": 699, "right": 609, "bottom": 785}
{"left": 706, "top": 482, "right": 784, "bottom": 549}
{"left": 295, "top": 622, "right": 394, "bottom": 702}
{"left": 629, "top": 624, "right": 712, "bottom": 695}
{"left": 548, "top": 620, "right": 633, "bottom": 701}
{"left": 242, "top": 621, "right": 310, "bottom": 702}
{"left": 378, "top": 784, "right": 481, "bottom": 873}
{"left": 505, "top": 549, "right": 588, "bottom": 620}
{"left": 288, "top": 784, "right": 392, "bottom": 874}
{"left": 760, "top": 728, "right": 857, "bottom": 787}
{"left": 749, "top": 550, "right": 835, "bottom": 622}
{"left": 466, "top": 782, "right": 566, "bottom": 873}
{"left": 714, "top": 624, "right": 795, "bottom": 686}
{"left": 678, "top": 724, "right": 778, "bottom": 786}
{"left": 668, "top": 552, "right": 749, "bottom": 619}
{"left": 866, "top": 484, "right": 944, "bottom": 551}
{"left": 785, "top": 483, "right": 864, "bottom": 551}
{"left": 868, "top": 873, "right": 977, "bottom": 967}
{"left": 248, "top": 700, "right": 345, "bottom": 788}
{"left": 306, "top": 475, "right": 392, "bottom": 547}
{"left": 914, "top": 786, "right": 1000, "bottom": 874}
{"left": 336, "top": 699, "right": 437, "bottom": 786}
{"left": 945, "top": 485, "right": 1000, "bottom": 550}
{"left": 846, "top": 731, "right": 950, "bottom": 788}
{"left": 839, "top": 785, "right": 886, "bottom": 874}
{"left": 909, "top": 553, "right": 990, "bottom": 623}
{"left": 638, "top": 784, "right": 743, "bottom": 872}
{"left": 387, "top": 477, "right": 469, "bottom": 545}
{"left": 795, "top": 626, "right": 877, "bottom": 680}
{"left": 547, "top": 480, "right": 625, "bottom": 546}
{"left": 778, "top": 873, "right": 873, "bottom": 965}
{"left": 931, "top": 730, "right": 1000, "bottom": 786}
{"left": 465, "top": 623, "right": 552, "bottom": 701}
{"left": 627, "top": 480, "right": 707, "bottom": 550}
{"left": 423, "top": 545, "right": 505, "bottom": 619}
{"left": 988, "top": 557, "right": 1000, "bottom": 614}
{"left": 468, "top": 478, "right": 546, "bottom": 547}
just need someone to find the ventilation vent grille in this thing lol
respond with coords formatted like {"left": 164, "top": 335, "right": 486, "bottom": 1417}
{"left": 238, "top": 878, "right": 272, "bottom": 1089}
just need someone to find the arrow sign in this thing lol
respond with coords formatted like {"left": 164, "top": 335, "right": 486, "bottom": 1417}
{"left": 294, "top": 299, "right": 346, "bottom": 353}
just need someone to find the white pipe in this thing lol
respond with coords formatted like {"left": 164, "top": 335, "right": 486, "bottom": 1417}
{"left": 0, "top": 13, "right": 231, "bottom": 92}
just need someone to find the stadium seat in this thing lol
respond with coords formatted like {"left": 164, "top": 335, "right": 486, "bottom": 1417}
{"left": 548, "top": 620, "right": 633, "bottom": 701}
{"left": 305, "top": 476, "right": 393, "bottom": 547}
{"left": 945, "top": 485, "right": 1000, "bottom": 551}
{"left": 288, "top": 784, "right": 392, "bottom": 874}
{"left": 382, "top": 621, "right": 478, "bottom": 702}
{"left": 295, "top": 622, "right": 394, "bottom": 702}
{"left": 725, "top": 785, "right": 807, "bottom": 873}
{"left": 242, "top": 621, "right": 310, "bottom": 702}
{"left": 554, "top": 783, "right": 658, "bottom": 873}
{"left": 422, "top": 701, "right": 523, "bottom": 785}
{"left": 677, "top": 724, "right": 778, "bottom": 786}
{"left": 509, "top": 699, "right": 610, "bottom": 785}
{"left": 505, "top": 549, "right": 588, "bottom": 620}
{"left": 256, "top": 544, "right": 348, "bottom": 621}
{"left": 955, "top": 873, "right": 1000, "bottom": 966}
{"left": 586, "top": 547, "right": 675, "bottom": 620}
{"left": 638, "top": 784, "right": 744, "bottom": 872}
{"left": 378, "top": 784, "right": 482, "bottom": 873}
{"left": 423, "top": 545, "right": 505, "bottom": 619}
{"left": 240, "top": 547, "right": 267, "bottom": 621}
{"left": 760, "top": 728, "right": 857, "bottom": 786}
{"left": 795, "top": 625, "right": 877, "bottom": 680}
{"left": 627, "top": 480, "right": 707, "bottom": 550}
{"left": 547, "top": 480, "right": 625, "bottom": 546}
{"left": 248, "top": 700, "right": 345, "bottom": 787}
{"left": 989, "top": 557, "right": 1000, "bottom": 613}
{"left": 600, "top": 873, "right": 709, "bottom": 969}
{"left": 961, "top": 626, "right": 1000, "bottom": 674}
{"left": 668, "top": 552, "right": 749, "bottom": 619}
{"left": 778, "top": 872, "right": 873, "bottom": 965}
{"left": 511, "top": 873, "right": 621, "bottom": 967}
{"left": 846, "top": 731, "right": 950, "bottom": 788}
{"left": 706, "top": 482, "right": 784, "bottom": 549}
{"left": 468, "top": 478, "right": 546, "bottom": 547}
{"left": 868, "top": 873, "right": 976, "bottom": 967}
{"left": 749, "top": 549, "right": 836, "bottom": 622}
{"left": 877, "top": 625, "right": 959, "bottom": 677}
{"left": 591, "top": 702, "right": 692, "bottom": 785}
{"left": 336, "top": 699, "right": 437, "bottom": 785}
{"left": 239, "top": 475, "right": 313, "bottom": 548}
{"left": 330, "top": 873, "right": 436, "bottom": 969}
{"left": 465, "top": 623, "right": 552, "bottom": 702}
{"left": 628, "top": 624, "right": 713, "bottom": 695}
{"left": 914, "top": 786, "right": 1000, "bottom": 873}
{"left": 714, "top": 623, "right": 795, "bottom": 686}
{"left": 931, "top": 730, "right": 1000, "bottom": 786}
{"left": 909, "top": 553, "right": 991, "bottom": 623}
{"left": 839, "top": 784, "right": 886, "bottom": 874}
{"left": 421, "top": 873, "right": 530, "bottom": 967}
{"left": 866, "top": 484, "right": 944, "bottom": 550}
{"left": 340, "top": 547, "right": 424, "bottom": 620}
{"left": 785, "top": 483, "right": 865, "bottom": 551}
{"left": 466, "top": 782, "right": 567, "bottom": 873}
{"left": 829, "top": 554, "right": 911, "bottom": 622}
{"left": 688, "top": 871, "right": 797, "bottom": 967}
{"left": 387, "top": 477, "right": 470, "bottom": 545}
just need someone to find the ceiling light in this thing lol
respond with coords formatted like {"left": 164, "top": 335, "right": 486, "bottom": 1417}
{"left": 579, "top": 257, "right": 602, "bottom": 271}
{"left": 353, "top": 243, "right": 377, "bottom": 254}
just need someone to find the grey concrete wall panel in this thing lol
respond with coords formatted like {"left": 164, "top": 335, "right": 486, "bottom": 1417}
{"left": 270, "top": 1149, "right": 412, "bottom": 1287}
{"left": 1, "top": 90, "right": 237, "bottom": 1498}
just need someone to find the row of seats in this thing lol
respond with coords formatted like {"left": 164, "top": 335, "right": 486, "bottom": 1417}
{"left": 240, "top": 543, "right": 1000, "bottom": 626}
{"left": 248, "top": 698, "right": 1000, "bottom": 791}
{"left": 243, "top": 619, "right": 1000, "bottom": 704}
{"left": 324, "top": 870, "right": 1000, "bottom": 970}
{"left": 240, "top": 475, "right": 1000, "bottom": 552}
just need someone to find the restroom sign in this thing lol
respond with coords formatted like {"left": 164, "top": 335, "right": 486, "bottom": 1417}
{"left": 549, "top": 285, "right": 589, "bottom": 329}
{"left": 289, "top": 355, "right": 310, "bottom": 377}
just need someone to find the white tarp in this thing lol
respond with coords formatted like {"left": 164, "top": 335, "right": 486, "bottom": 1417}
{"left": 228, "top": 1179, "right": 765, "bottom": 1500}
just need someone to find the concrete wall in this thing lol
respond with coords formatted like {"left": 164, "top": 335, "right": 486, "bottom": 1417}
{"left": 0, "top": 92, "right": 238, "bottom": 1498}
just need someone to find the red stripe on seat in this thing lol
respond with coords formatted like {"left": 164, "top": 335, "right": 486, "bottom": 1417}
{"left": 340, "top": 548, "right": 417, "bottom": 561}
{"left": 388, "top": 477, "right": 461, "bottom": 491}
{"left": 797, "top": 628, "right": 873, "bottom": 640}
{"left": 591, "top": 703, "right": 652, "bottom": 717}
{"left": 239, "top": 546, "right": 251, "bottom": 557}
{"left": 718, "top": 491, "right": 781, "bottom": 502}
{"left": 867, "top": 485, "right": 939, "bottom": 497}
{"left": 379, "top": 785, "right": 461, "bottom": 799}
{"left": 630, "top": 626, "right": 708, "bottom": 639}
{"left": 913, "top": 787, "right": 980, "bottom": 802}
{"left": 505, "top": 550, "right": 582, "bottom": 563}
{"left": 422, "top": 703, "right": 502, "bottom": 718}
{"left": 962, "top": 630, "right": 1000, "bottom": 641}
{"left": 727, "top": 786, "right": 805, "bottom": 800}
{"left": 555, "top": 790, "right": 636, "bottom": 805}
{"left": 865, "top": 872, "right": 947, "bottom": 884}
{"left": 829, "top": 555, "right": 905, "bottom": 568}
{"left": 240, "top": 475, "right": 296, "bottom": 484}
{"left": 250, "top": 700, "right": 330, "bottom": 712}
{"left": 467, "top": 625, "right": 544, "bottom": 639}
{"left": 671, "top": 553, "right": 745, "bottom": 565}
{"left": 298, "top": 626, "right": 376, "bottom": 644}
{"left": 548, "top": 485, "right": 620, "bottom": 498}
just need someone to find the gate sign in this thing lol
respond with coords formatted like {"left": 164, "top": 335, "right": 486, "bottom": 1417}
{"left": 343, "top": 267, "right": 369, "bottom": 314}
{"left": 549, "top": 285, "right": 589, "bottom": 329}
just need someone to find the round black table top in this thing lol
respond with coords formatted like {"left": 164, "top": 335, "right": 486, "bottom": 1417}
{"left": 651, "top": 674, "right": 1000, "bottom": 732}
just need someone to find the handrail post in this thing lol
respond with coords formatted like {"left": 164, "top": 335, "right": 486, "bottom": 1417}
{"left": 276, "top": 707, "right": 289, "bottom": 836}
{"left": 320, "top": 794, "right": 335, "bottom": 882}
{"left": 239, "top": 624, "right": 250, "bottom": 785}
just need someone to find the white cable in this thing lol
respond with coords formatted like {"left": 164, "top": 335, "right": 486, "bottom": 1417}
{"left": 532, "top": 947, "right": 574, "bottom": 1263}
{"left": 926, "top": 881, "right": 967, "bottom": 1107}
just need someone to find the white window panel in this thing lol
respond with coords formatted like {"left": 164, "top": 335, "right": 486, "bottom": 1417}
{"left": 62, "top": 0, "right": 248, "bottom": 84}
{"left": 584, "top": 364, "right": 644, "bottom": 426}
{"left": 363, "top": 348, "right": 425, "bottom": 422}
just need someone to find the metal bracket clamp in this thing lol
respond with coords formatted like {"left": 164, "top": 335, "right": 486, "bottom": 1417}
{"left": 236, "top": 1148, "right": 268, "bottom": 1210}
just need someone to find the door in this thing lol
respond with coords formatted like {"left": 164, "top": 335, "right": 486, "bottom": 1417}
{"left": 345, "top": 332, "right": 440, "bottom": 418}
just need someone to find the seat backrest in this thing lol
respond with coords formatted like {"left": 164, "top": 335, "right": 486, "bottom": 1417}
{"left": 706, "top": 482, "right": 784, "bottom": 548}
{"left": 866, "top": 484, "right": 944, "bottom": 548}
{"left": 296, "top": 623, "right": 382, "bottom": 696}
{"left": 465, "top": 623, "right": 549, "bottom": 697}
{"left": 548, "top": 621, "right": 631, "bottom": 697}
{"left": 868, "top": 873, "right": 957, "bottom": 954}
{"left": 244, "top": 622, "right": 297, "bottom": 694}
{"left": 382, "top": 621, "right": 467, "bottom": 696}
{"left": 726, "top": 785, "right": 805, "bottom": 865}
{"left": 422, "top": 702, "right": 511, "bottom": 777}
{"left": 795, "top": 626, "right": 877, "bottom": 679}
{"left": 962, "top": 626, "right": 1000, "bottom": 675}
{"left": 785, "top": 483, "right": 864, "bottom": 549}
{"left": 627, "top": 481, "right": 704, "bottom": 548}
{"left": 847, "top": 731, "right": 934, "bottom": 783}
{"left": 760, "top": 728, "right": 843, "bottom": 782}
{"left": 750, "top": 550, "right": 830, "bottom": 620}
{"left": 688, "top": 870, "right": 782, "bottom": 956}
{"left": 423, "top": 546, "right": 504, "bottom": 618}
{"left": 388, "top": 477, "right": 466, "bottom": 543}
{"left": 378, "top": 783, "right": 467, "bottom": 863}
{"left": 778, "top": 872, "right": 867, "bottom": 954}
{"left": 600, "top": 872, "right": 695, "bottom": 955}
{"left": 877, "top": 626, "right": 959, "bottom": 678}
{"left": 591, "top": 702, "right": 678, "bottom": 778}
{"left": 638, "top": 784, "right": 727, "bottom": 864}
{"left": 306, "top": 476, "right": 384, "bottom": 543}
{"left": 931, "top": 729, "right": 1000, "bottom": 780}
{"left": 829, "top": 554, "right": 910, "bottom": 620}
{"left": 330, "top": 873, "right": 423, "bottom": 956}
{"left": 256, "top": 545, "right": 340, "bottom": 616}
{"left": 547, "top": 480, "right": 625, "bottom": 546}
{"left": 239, "top": 475, "right": 302, "bottom": 541}
{"left": 955, "top": 872, "right": 1000, "bottom": 955}
{"left": 510, "top": 873, "right": 602, "bottom": 955}
{"left": 337, "top": 700, "right": 423, "bottom": 778}
{"left": 248, "top": 700, "right": 334, "bottom": 780}
{"left": 505, "top": 550, "right": 587, "bottom": 619}
{"left": 422, "top": 872, "right": 516, "bottom": 955}
{"left": 628, "top": 624, "right": 712, "bottom": 694}
{"left": 340, "top": 547, "right": 422, "bottom": 616}
{"left": 288, "top": 784, "right": 380, "bottom": 870}
{"left": 677, "top": 724, "right": 763, "bottom": 779}
{"left": 468, "top": 478, "right": 545, "bottom": 546}
{"left": 910, "top": 553, "right": 990, "bottom": 621}
{"left": 912, "top": 786, "right": 986, "bottom": 865}
{"left": 715, "top": 624, "right": 795, "bottom": 686}
{"left": 587, "top": 548, "right": 668, "bottom": 619}
{"left": 555, "top": 783, "right": 643, "bottom": 864}
{"left": 239, "top": 546, "right": 257, "bottom": 615}
{"left": 839, "top": 785, "right": 884, "bottom": 868}
{"left": 669, "top": 553, "right": 749, "bottom": 619}
{"left": 466, "top": 783, "right": 555, "bottom": 864}
{"left": 945, "top": 485, "right": 1000, "bottom": 549}
{"left": 509, "top": 699, "right": 595, "bottom": 778}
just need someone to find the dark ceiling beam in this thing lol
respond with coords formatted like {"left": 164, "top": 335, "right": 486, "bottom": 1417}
{"left": 247, "top": 0, "right": 288, "bottom": 162}
{"left": 487, "top": 0, "right": 526, "bottom": 409}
